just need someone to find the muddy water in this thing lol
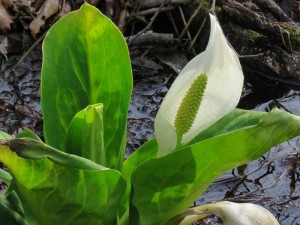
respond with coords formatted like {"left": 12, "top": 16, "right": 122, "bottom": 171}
{"left": 0, "top": 48, "right": 299, "bottom": 224}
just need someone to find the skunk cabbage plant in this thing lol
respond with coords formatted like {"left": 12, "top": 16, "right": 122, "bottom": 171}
{"left": 155, "top": 14, "right": 243, "bottom": 156}
{"left": 0, "top": 3, "right": 299, "bottom": 225}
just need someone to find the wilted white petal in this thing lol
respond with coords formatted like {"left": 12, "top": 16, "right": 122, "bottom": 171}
{"left": 155, "top": 14, "right": 243, "bottom": 156}
{"left": 198, "top": 201, "right": 280, "bottom": 225}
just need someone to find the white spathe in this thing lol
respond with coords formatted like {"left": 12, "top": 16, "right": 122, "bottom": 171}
{"left": 154, "top": 14, "right": 244, "bottom": 157}
{"left": 199, "top": 201, "right": 280, "bottom": 225}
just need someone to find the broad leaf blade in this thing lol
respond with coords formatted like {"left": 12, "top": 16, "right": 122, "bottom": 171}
{"left": 0, "top": 131, "right": 36, "bottom": 225}
{"left": 123, "top": 109, "right": 265, "bottom": 178}
{"left": 121, "top": 109, "right": 263, "bottom": 218}
{"left": 188, "top": 108, "right": 265, "bottom": 144}
{"left": 41, "top": 3, "right": 132, "bottom": 169}
{"left": 130, "top": 109, "right": 300, "bottom": 225}
{"left": 66, "top": 103, "right": 105, "bottom": 165}
{"left": 119, "top": 139, "right": 158, "bottom": 217}
{"left": 123, "top": 138, "right": 158, "bottom": 179}
{"left": 0, "top": 139, "right": 126, "bottom": 225}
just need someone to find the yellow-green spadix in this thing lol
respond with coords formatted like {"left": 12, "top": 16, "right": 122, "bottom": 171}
{"left": 154, "top": 14, "right": 244, "bottom": 157}
{"left": 194, "top": 201, "right": 280, "bottom": 225}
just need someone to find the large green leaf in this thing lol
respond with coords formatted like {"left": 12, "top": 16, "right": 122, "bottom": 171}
{"left": 0, "top": 138, "right": 126, "bottom": 225}
{"left": 0, "top": 130, "right": 37, "bottom": 225}
{"left": 119, "top": 139, "right": 158, "bottom": 219}
{"left": 122, "top": 139, "right": 158, "bottom": 179}
{"left": 188, "top": 108, "right": 265, "bottom": 144}
{"left": 129, "top": 109, "right": 300, "bottom": 225}
{"left": 120, "top": 109, "right": 263, "bottom": 220}
{"left": 66, "top": 103, "right": 105, "bottom": 165}
{"left": 41, "top": 3, "right": 132, "bottom": 169}
{"left": 123, "top": 108, "right": 265, "bottom": 178}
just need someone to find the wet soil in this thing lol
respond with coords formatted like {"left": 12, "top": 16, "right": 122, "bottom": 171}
{"left": 0, "top": 47, "right": 300, "bottom": 224}
{"left": 0, "top": 47, "right": 42, "bottom": 137}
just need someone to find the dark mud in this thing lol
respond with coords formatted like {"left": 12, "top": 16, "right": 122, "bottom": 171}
{"left": 0, "top": 47, "right": 42, "bottom": 137}
{"left": 0, "top": 48, "right": 300, "bottom": 224}
{"left": 127, "top": 72, "right": 170, "bottom": 154}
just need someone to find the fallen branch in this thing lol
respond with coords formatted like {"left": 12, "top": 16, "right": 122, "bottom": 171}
{"left": 138, "top": 0, "right": 193, "bottom": 9}
{"left": 179, "top": 2, "right": 203, "bottom": 40}
{"left": 128, "top": 0, "right": 168, "bottom": 45}
{"left": 133, "top": 6, "right": 175, "bottom": 17}
{"left": 125, "top": 32, "right": 174, "bottom": 45}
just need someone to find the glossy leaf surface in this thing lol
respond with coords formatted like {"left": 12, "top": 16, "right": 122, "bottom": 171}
{"left": 66, "top": 103, "right": 105, "bottom": 165}
{"left": 41, "top": 3, "right": 132, "bottom": 169}
{"left": 0, "top": 138, "right": 126, "bottom": 225}
{"left": 123, "top": 109, "right": 263, "bottom": 178}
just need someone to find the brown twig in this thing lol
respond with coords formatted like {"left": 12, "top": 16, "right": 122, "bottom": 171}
{"left": 4, "top": 1, "right": 67, "bottom": 72}
{"left": 167, "top": 11, "right": 180, "bottom": 39}
{"left": 238, "top": 53, "right": 264, "bottom": 58}
{"left": 125, "top": 32, "right": 174, "bottom": 45}
{"left": 178, "top": 6, "right": 196, "bottom": 55}
{"left": 225, "top": 168, "right": 289, "bottom": 202}
{"left": 5, "top": 32, "right": 46, "bottom": 72}
{"left": 188, "top": 13, "right": 207, "bottom": 53}
{"left": 128, "top": 0, "right": 168, "bottom": 45}
{"left": 179, "top": 1, "right": 203, "bottom": 40}
{"left": 133, "top": 6, "right": 175, "bottom": 16}
{"left": 138, "top": 0, "right": 193, "bottom": 9}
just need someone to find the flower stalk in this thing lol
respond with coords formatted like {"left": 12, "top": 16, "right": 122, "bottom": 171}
{"left": 174, "top": 73, "right": 207, "bottom": 148}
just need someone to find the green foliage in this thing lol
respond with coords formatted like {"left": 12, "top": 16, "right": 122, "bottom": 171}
{"left": 0, "top": 182, "right": 38, "bottom": 225}
{"left": 41, "top": 3, "right": 132, "bottom": 170}
{"left": 0, "top": 139, "right": 126, "bottom": 225}
{"left": 0, "top": 190, "right": 28, "bottom": 225}
{"left": 0, "top": 3, "right": 299, "bottom": 225}
{"left": 66, "top": 103, "right": 105, "bottom": 165}
{"left": 0, "top": 168, "right": 11, "bottom": 184}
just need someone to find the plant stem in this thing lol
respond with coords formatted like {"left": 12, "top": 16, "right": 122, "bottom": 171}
{"left": 118, "top": 210, "right": 129, "bottom": 225}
